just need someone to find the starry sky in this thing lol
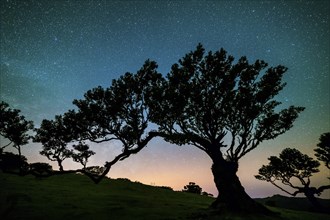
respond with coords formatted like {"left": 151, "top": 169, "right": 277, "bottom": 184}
{"left": 1, "top": 0, "right": 329, "bottom": 198}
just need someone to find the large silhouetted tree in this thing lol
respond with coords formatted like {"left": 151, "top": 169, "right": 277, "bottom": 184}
{"left": 70, "top": 60, "right": 164, "bottom": 182}
{"left": 255, "top": 148, "right": 330, "bottom": 212}
{"left": 0, "top": 101, "right": 34, "bottom": 173}
{"left": 150, "top": 44, "right": 304, "bottom": 213}
{"left": 314, "top": 132, "right": 330, "bottom": 170}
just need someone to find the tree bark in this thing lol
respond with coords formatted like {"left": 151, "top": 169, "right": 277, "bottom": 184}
{"left": 211, "top": 159, "right": 272, "bottom": 214}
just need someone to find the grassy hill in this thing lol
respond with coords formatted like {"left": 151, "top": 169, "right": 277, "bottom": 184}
{"left": 1, "top": 172, "right": 329, "bottom": 220}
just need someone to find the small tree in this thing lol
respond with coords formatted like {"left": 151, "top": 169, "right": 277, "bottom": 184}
{"left": 34, "top": 115, "right": 73, "bottom": 171}
{"left": 255, "top": 148, "right": 330, "bottom": 211}
{"left": 314, "top": 132, "right": 330, "bottom": 170}
{"left": 72, "top": 142, "right": 95, "bottom": 169}
{"left": 182, "top": 182, "right": 202, "bottom": 195}
{"left": 0, "top": 101, "right": 34, "bottom": 173}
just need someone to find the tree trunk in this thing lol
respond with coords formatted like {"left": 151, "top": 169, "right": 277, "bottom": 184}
{"left": 57, "top": 160, "right": 64, "bottom": 172}
{"left": 211, "top": 159, "right": 271, "bottom": 214}
{"left": 17, "top": 145, "right": 23, "bottom": 175}
{"left": 304, "top": 188, "right": 325, "bottom": 212}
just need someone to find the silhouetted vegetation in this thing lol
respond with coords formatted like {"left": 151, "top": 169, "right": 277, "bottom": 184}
{"left": 29, "top": 162, "right": 53, "bottom": 175}
{"left": 0, "top": 101, "right": 33, "bottom": 174}
{"left": 256, "top": 133, "right": 330, "bottom": 212}
{"left": 149, "top": 44, "right": 304, "bottom": 213}
{"left": 71, "top": 142, "right": 95, "bottom": 169}
{"left": 182, "top": 182, "right": 202, "bottom": 194}
{"left": 314, "top": 132, "right": 330, "bottom": 170}
{"left": 0, "top": 44, "right": 306, "bottom": 215}
{"left": 34, "top": 115, "right": 74, "bottom": 171}
{"left": 0, "top": 152, "right": 28, "bottom": 173}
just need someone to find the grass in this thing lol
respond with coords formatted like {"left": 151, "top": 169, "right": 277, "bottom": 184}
{"left": 1, "top": 172, "right": 329, "bottom": 220}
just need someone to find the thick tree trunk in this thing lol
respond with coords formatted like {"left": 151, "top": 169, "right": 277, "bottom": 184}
{"left": 303, "top": 188, "right": 326, "bottom": 212}
{"left": 211, "top": 159, "right": 271, "bottom": 214}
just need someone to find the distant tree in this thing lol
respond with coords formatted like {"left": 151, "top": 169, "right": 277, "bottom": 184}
{"left": 72, "top": 142, "right": 95, "bottom": 169}
{"left": 182, "top": 182, "right": 202, "bottom": 195}
{"left": 151, "top": 44, "right": 304, "bottom": 213}
{"left": 0, "top": 101, "right": 34, "bottom": 173}
{"left": 29, "top": 162, "right": 53, "bottom": 175}
{"left": 71, "top": 60, "right": 164, "bottom": 182}
{"left": 314, "top": 132, "right": 330, "bottom": 170}
{"left": 34, "top": 115, "right": 73, "bottom": 171}
{"left": 255, "top": 148, "right": 330, "bottom": 211}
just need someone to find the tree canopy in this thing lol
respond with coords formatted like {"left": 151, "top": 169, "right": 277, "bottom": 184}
{"left": 0, "top": 101, "right": 34, "bottom": 153}
{"left": 314, "top": 132, "right": 330, "bottom": 169}
{"left": 34, "top": 115, "right": 74, "bottom": 171}
{"left": 151, "top": 44, "right": 304, "bottom": 162}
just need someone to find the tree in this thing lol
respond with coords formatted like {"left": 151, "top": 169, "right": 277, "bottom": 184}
{"left": 70, "top": 60, "right": 164, "bottom": 182}
{"left": 72, "top": 142, "right": 95, "bottom": 169}
{"left": 29, "top": 162, "right": 53, "bottom": 175}
{"left": 314, "top": 132, "right": 330, "bottom": 170}
{"left": 182, "top": 182, "right": 202, "bottom": 194}
{"left": 0, "top": 101, "right": 34, "bottom": 173}
{"left": 255, "top": 148, "right": 330, "bottom": 211}
{"left": 34, "top": 115, "right": 73, "bottom": 171}
{"left": 0, "top": 152, "right": 29, "bottom": 173}
{"left": 150, "top": 44, "right": 304, "bottom": 213}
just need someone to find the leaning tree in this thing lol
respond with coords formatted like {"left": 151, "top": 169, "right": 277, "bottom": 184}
{"left": 0, "top": 101, "right": 34, "bottom": 173}
{"left": 150, "top": 44, "right": 304, "bottom": 213}
{"left": 255, "top": 147, "right": 330, "bottom": 211}
{"left": 69, "top": 60, "right": 164, "bottom": 182}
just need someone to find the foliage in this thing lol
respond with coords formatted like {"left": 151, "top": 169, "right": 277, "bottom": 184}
{"left": 1, "top": 44, "right": 306, "bottom": 214}
{"left": 148, "top": 44, "right": 304, "bottom": 213}
{"left": 70, "top": 60, "right": 164, "bottom": 180}
{"left": 34, "top": 115, "right": 73, "bottom": 171}
{"left": 0, "top": 152, "right": 28, "bottom": 172}
{"left": 29, "top": 162, "right": 53, "bottom": 175}
{"left": 314, "top": 132, "right": 330, "bottom": 169}
{"left": 0, "top": 101, "right": 34, "bottom": 154}
{"left": 183, "top": 182, "right": 202, "bottom": 194}
{"left": 72, "top": 142, "right": 95, "bottom": 168}
{"left": 255, "top": 147, "right": 330, "bottom": 210}
{"left": 256, "top": 148, "right": 320, "bottom": 191}
{"left": 151, "top": 44, "right": 304, "bottom": 162}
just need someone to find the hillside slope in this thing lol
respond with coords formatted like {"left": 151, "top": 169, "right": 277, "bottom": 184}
{"left": 1, "top": 172, "right": 329, "bottom": 220}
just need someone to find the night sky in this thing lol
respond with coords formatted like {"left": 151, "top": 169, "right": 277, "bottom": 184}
{"left": 1, "top": 0, "right": 329, "bottom": 198}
